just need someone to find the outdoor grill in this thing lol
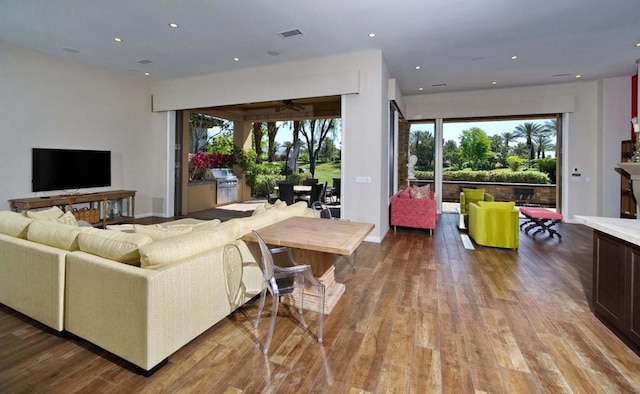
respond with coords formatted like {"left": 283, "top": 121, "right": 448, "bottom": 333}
{"left": 210, "top": 168, "right": 238, "bottom": 205}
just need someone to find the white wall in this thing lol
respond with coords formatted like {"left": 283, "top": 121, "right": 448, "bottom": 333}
{"left": 404, "top": 80, "right": 632, "bottom": 221}
{"left": 151, "top": 50, "right": 390, "bottom": 242}
{"left": 0, "top": 40, "right": 156, "bottom": 215}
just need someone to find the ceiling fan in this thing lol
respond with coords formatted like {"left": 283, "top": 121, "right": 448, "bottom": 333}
{"left": 278, "top": 99, "right": 305, "bottom": 112}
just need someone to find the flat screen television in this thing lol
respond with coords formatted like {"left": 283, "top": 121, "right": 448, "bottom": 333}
{"left": 32, "top": 148, "right": 111, "bottom": 192}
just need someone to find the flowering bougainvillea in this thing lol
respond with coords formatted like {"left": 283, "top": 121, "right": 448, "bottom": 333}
{"left": 190, "top": 152, "right": 232, "bottom": 170}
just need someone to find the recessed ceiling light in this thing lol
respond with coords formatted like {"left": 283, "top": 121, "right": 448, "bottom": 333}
{"left": 418, "top": 87, "right": 424, "bottom": 91}
{"left": 635, "top": 42, "right": 640, "bottom": 47}
{"left": 491, "top": 81, "right": 497, "bottom": 85}
{"left": 233, "top": 57, "right": 240, "bottom": 62}
{"left": 415, "top": 66, "right": 421, "bottom": 70}
{"left": 575, "top": 74, "right": 582, "bottom": 78}
{"left": 168, "top": 22, "right": 179, "bottom": 28}
{"left": 113, "top": 37, "right": 122, "bottom": 42}
{"left": 144, "top": 72, "right": 150, "bottom": 76}
{"left": 511, "top": 55, "right": 518, "bottom": 60}
{"left": 368, "top": 33, "right": 376, "bottom": 38}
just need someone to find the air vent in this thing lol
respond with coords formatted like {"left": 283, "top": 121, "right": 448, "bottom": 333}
{"left": 278, "top": 29, "right": 303, "bottom": 38}
{"left": 552, "top": 73, "right": 570, "bottom": 78}
{"left": 432, "top": 83, "right": 447, "bottom": 87}
{"left": 137, "top": 59, "right": 154, "bottom": 65}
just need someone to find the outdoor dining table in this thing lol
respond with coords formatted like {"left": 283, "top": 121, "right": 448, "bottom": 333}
{"left": 274, "top": 184, "right": 312, "bottom": 196}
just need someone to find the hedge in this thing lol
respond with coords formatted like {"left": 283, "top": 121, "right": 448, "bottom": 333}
{"left": 414, "top": 170, "right": 550, "bottom": 184}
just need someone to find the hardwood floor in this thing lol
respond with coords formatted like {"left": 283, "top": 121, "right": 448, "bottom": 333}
{"left": 2, "top": 213, "right": 640, "bottom": 393}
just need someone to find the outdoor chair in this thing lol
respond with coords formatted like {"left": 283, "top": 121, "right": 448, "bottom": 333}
{"left": 276, "top": 181, "right": 294, "bottom": 205}
{"left": 305, "top": 183, "right": 325, "bottom": 207}
{"left": 252, "top": 230, "right": 324, "bottom": 355}
{"left": 264, "top": 181, "right": 278, "bottom": 204}
{"left": 331, "top": 178, "right": 341, "bottom": 204}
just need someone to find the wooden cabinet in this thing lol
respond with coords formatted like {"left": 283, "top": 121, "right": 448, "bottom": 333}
{"left": 593, "top": 230, "right": 640, "bottom": 351}
{"left": 9, "top": 190, "right": 136, "bottom": 228}
{"left": 621, "top": 140, "right": 636, "bottom": 219}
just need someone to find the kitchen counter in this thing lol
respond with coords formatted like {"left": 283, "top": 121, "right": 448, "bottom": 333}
{"left": 574, "top": 215, "right": 640, "bottom": 247}
{"left": 575, "top": 214, "right": 640, "bottom": 355}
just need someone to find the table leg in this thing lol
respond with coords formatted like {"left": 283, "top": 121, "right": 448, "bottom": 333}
{"left": 278, "top": 249, "right": 346, "bottom": 314}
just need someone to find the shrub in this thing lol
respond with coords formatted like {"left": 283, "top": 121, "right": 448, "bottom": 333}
{"left": 506, "top": 156, "right": 524, "bottom": 171}
{"left": 415, "top": 169, "right": 550, "bottom": 184}
{"left": 534, "top": 158, "right": 557, "bottom": 181}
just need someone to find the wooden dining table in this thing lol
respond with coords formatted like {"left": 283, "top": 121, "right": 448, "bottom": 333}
{"left": 242, "top": 216, "right": 374, "bottom": 314}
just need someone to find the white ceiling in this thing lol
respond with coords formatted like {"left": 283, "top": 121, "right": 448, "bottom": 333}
{"left": 1, "top": 0, "right": 639, "bottom": 95}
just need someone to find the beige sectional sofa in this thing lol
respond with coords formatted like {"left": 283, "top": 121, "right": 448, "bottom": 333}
{"left": 0, "top": 201, "right": 312, "bottom": 375}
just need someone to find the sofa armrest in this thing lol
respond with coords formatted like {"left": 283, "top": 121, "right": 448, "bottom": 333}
{"left": 0, "top": 234, "right": 67, "bottom": 331}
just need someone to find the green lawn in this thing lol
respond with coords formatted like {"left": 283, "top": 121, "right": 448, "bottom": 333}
{"left": 298, "top": 161, "right": 341, "bottom": 186}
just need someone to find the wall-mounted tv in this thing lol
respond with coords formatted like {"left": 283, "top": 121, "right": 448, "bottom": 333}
{"left": 32, "top": 148, "right": 111, "bottom": 192}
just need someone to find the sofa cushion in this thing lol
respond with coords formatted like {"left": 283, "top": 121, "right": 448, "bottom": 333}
{"left": 79, "top": 228, "right": 152, "bottom": 265}
{"left": 26, "top": 206, "right": 65, "bottom": 221}
{"left": 191, "top": 219, "right": 222, "bottom": 231}
{"left": 398, "top": 188, "right": 411, "bottom": 198}
{"left": 0, "top": 211, "right": 33, "bottom": 239}
{"left": 133, "top": 224, "right": 194, "bottom": 241}
{"left": 232, "top": 209, "right": 279, "bottom": 236}
{"left": 27, "top": 220, "right": 83, "bottom": 251}
{"left": 252, "top": 199, "right": 287, "bottom": 216}
{"left": 274, "top": 201, "right": 309, "bottom": 222}
{"left": 477, "top": 201, "right": 516, "bottom": 210}
{"left": 462, "top": 188, "right": 485, "bottom": 200}
{"left": 139, "top": 221, "right": 241, "bottom": 268}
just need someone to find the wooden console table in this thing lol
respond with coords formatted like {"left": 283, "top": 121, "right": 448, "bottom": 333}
{"left": 9, "top": 190, "right": 136, "bottom": 228}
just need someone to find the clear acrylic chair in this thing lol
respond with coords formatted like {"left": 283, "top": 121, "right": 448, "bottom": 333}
{"left": 252, "top": 230, "right": 324, "bottom": 355}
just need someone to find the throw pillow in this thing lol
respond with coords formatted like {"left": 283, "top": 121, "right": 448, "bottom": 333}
{"left": 477, "top": 201, "right": 516, "bottom": 210}
{"left": 54, "top": 211, "right": 78, "bottom": 226}
{"left": 410, "top": 184, "right": 431, "bottom": 199}
{"left": 26, "top": 206, "right": 65, "bottom": 221}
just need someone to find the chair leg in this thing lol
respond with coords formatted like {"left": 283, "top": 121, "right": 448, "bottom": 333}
{"left": 262, "top": 294, "right": 280, "bottom": 355}
{"left": 254, "top": 288, "right": 267, "bottom": 329}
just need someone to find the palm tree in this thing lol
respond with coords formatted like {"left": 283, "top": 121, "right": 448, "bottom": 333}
{"left": 513, "top": 122, "right": 546, "bottom": 168}
{"left": 501, "top": 131, "right": 516, "bottom": 151}
{"left": 532, "top": 135, "right": 556, "bottom": 158}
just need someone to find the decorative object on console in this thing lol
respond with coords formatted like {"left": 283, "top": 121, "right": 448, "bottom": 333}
{"left": 407, "top": 154, "right": 417, "bottom": 180}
